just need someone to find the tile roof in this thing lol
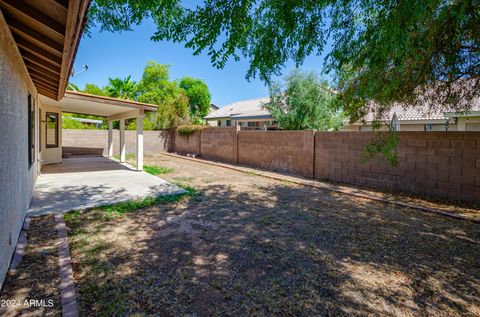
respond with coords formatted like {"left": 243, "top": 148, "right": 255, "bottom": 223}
{"left": 205, "top": 97, "right": 272, "bottom": 120}
{"left": 362, "top": 97, "right": 480, "bottom": 123}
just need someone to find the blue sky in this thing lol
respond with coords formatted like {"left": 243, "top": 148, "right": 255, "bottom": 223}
{"left": 71, "top": 18, "right": 328, "bottom": 107}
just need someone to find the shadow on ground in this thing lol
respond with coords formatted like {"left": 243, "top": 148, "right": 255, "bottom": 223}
{"left": 65, "top": 177, "right": 480, "bottom": 316}
{"left": 0, "top": 216, "right": 61, "bottom": 317}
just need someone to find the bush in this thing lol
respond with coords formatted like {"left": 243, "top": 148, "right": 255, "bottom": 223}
{"left": 176, "top": 124, "right": 207, "bottom": 137}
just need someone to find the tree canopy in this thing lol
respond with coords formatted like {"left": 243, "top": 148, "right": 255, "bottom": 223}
{"left": 266, "top": 70, "right": 344, "bottom": 131}
{"left": 179, "top": 76, "right": 211, "bottom": 123}
{"left": 105, "top": 75, "right": 138, "bottom": 100}
{"left": 87, "top": 0, "right": 480, "bottom": 124}
{"left": 68, "top": 61, "right": 210, "bottom": 130}
{"left": 83, "top": 83, "right": 107, "bottom": 96}
{"left": 137, "top": 61, "right": 190, "bottom": 129}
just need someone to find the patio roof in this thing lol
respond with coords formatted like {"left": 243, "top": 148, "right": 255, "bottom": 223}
{"left": 40, "top": 90, "right": 157, "bottom": 119}
{"left": 0, "top": 0, "right": 90, "bottom": 100}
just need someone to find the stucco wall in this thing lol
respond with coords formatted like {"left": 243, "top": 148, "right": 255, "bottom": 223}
{"left": 0, "top": 11, "right": 39, "bottom": 287}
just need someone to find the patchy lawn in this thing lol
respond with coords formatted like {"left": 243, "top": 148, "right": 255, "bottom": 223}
{"left": 63, "top": 153, "right": 480, "bottom": 316}
{"left": 0, "top": 216, "right": 61, "bottom": 317}
{"left": 143, "top": 165, "right": 175, "bottom": 175}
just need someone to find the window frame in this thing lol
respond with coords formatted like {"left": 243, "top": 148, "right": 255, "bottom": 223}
{"left": 28, "top": 94, "right": 35, "bottom": 167}
{"left": 46, "top": 112, "right": 59, "bottom": 148}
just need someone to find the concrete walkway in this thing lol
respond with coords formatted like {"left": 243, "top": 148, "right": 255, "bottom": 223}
{"left": 28, "top": 157, "right": 184, "bottom": 216}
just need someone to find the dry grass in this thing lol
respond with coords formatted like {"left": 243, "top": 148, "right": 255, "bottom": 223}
{"left": 0, "top": 216, "right": 61, "bottom": 317}
{"left": 64, "top": 154, "right": 480, "bottom": 316}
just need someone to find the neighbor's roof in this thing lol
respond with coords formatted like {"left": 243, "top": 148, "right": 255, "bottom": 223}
{"left": 205, "top": 97, "right": 272, "bottom": 120}
{"left": 360, "top": 97, "right": 480, "bottom": 124}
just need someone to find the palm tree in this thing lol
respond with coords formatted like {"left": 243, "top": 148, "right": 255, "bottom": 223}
{"left": 105, "top": 75, "right": 138, "bottom": 100}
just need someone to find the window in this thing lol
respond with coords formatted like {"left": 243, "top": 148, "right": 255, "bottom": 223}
{"left": 217, "top": 120, "right": 221, "bottom": 127}
{"left": 424, "top": 124, "right": 433, "bottom": 131}
{"left": 226, "top": 120, "right": 231, "bottom": 126}
{"left": 46, "top": 112, "right": 58, "bottom": 148}
{"left": 28, "top": 95, "right": 35, "bottom": 167}
{"left": 39, "top": 109, "right": 42, "bottom": 152}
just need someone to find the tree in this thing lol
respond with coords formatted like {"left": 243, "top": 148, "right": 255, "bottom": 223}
{"left": 66, "top": 82, "right": 80, "bottom": 91}
{"left": 87, "top": 0, "right": 480, "bottom": 124}
{"left": 137, "top": 61, "right": 190, "bottom": 129}
{"left": 266, "top": 70, "right": 343, "bottom": 131}
{"left": 179, "top": 76, "right": 211, "bottom": 123}
{"left": 83, "top": 83, "right": 107, "bottom": 96}
{"left": 105, "top": 75, "right": 138, "bottom": 100}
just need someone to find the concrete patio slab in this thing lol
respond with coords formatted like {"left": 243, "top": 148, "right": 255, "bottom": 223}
{"left": 28, "top": 157, "right": 185, "bottom": 216}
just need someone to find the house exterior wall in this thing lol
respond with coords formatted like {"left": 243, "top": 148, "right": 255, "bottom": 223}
{"left": 0, "top": 11, "right": 39, "bottom": 287}
{"left": 342, "top": 121, "right": 465, "bottom": 132}
{"left": 458, "top": 116, "right": 480, "bottom": 131}
{"left": 41, "top": 104, "right": 63, "bottom": 164}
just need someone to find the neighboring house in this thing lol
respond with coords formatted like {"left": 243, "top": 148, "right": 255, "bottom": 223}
{"left": 204, "top": 97, "right": 278, "bottom": 130}
{"left": 341, "top": 99, "right": 480, "bottom": 131}
{"left": 0, "top": 0, "right": 158, "bottom": 287}
{"left": 210, "top": 103, "right": 219, "bottom": 112}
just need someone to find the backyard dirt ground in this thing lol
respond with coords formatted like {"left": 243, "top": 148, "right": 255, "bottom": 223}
{"left": 60, "top": 153, "right": 480, "bottom": 316}
{"left": 0, "top": 216, "right": 61, "bottom": 317}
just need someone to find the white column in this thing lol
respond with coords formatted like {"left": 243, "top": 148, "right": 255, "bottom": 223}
{"left": 136, "top": 110, "right": 144, "bottom": 171}
{"left": 119, "top": 119, "right": 126, "bottom": 162}
{"left": 107, "top": 120, "right": 113, "bottom": 158}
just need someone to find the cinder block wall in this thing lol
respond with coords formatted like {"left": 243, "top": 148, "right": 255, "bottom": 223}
{"left": 63, "top": 130, "right": 108, "bottom": 155}
{"left": 238, "top": 130, "right": 315, "bottom": 178}
{"left": 62, "top": 129, "right": 173, "bottom": 156}
{"left": 315, "top": 131, "right": 480, "bottom": 203}
{"left": 200, "top": 127, "right": 237, "bottom": 163}
{"left": 174, "top": 131, "right": 201, "bottom": 155}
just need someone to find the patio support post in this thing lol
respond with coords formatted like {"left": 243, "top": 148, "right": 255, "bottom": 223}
{"left": 119, "top": 119, "right": 126, "bottom": 162}
{"left": 107, "top": 120, "right": 113, "bottom": 158}
{"left": 136, "top": 109, "right": 144, "bottom": 171}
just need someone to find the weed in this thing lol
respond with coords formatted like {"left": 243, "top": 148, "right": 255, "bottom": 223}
{"left": 144, "top": 165, "right": 175, "bottom": 175}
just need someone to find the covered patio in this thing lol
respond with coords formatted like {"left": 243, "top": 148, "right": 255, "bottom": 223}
{"left": 28, "top": 156, "right": 185, "bottom": 216}
{"left": 29, "top": 91, "right": 184, "bottom": 216}
{"left": 40, "top": 90, "right": 158, "bottom": 170}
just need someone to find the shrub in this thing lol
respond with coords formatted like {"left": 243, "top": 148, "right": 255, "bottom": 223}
{"left": 176, "top": 124, "right": 207, "bottom": 137}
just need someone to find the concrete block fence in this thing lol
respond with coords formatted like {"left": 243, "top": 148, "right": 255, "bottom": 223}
{"left": 62, "top": 129, "right": 173, "bottom": 156}
{"left": 62, "top": 128, "right": 480, "bottom": 203}
{"left": 174, "top": 129, "right": 480, "bottom": 203}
